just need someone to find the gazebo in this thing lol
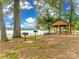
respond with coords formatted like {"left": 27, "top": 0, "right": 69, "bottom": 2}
{"left": 50, "top": 18, "right": 70, "bottom": 35}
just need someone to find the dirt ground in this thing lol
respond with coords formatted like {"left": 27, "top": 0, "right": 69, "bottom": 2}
{"left": 0, "top": 35, "right": 79, "bottom": 59}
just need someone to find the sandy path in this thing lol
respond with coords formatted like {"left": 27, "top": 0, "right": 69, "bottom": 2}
{"left": 0, "top": 35, "right": 79, "bottom": 59}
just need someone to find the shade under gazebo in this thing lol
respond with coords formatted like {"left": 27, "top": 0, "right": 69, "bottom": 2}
{"left": 50, "top": 18, "right": 70, "bottom": 34}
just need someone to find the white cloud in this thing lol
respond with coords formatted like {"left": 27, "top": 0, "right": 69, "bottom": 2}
{"left": 76, "top": 11, "right": 79, "bottom": 15}
{"left": 21, "top": 24, "right": 26, "bottom": 28}
{"left": 34, "top": 1, "right": 37, "bottom": 5}
{"left": 20, "top": 1, "right": 33, "bottom": 10}
{"left": 3, "top": 1, "right": 33, "bottom": 21}
{"left": 21, "top": 23, "right": 35, "bottom": 28}
{"left": 6, "top": 22, "right": 13, "bottom": 28}
{"left": 3, "top": 8, "right": 9, "bottom": 13}
{"left": 3, "top": 1, "right": 33, "bottom": 14}
{"left": 3, "top": 5, "right": 9, "bottom": 14}
{"left": 7, "top": 13, "right": 13, "bottom": 19}
{"left": 6, "top": 25, "right": 13, "bottom": 28}
{"left": 7, "top": 1, "right": 14, "bottom": 9}
{"left": 25, "top": 17, "right": 36, "bottom": 24}
{"left": 66, "top": 7, "right": 70, "bottom": 10}
{"left": 74, "top": 0, "right": 79, "bottom": 3}
{"left": 21, "top": 17, "right": 36, "bottom": 28}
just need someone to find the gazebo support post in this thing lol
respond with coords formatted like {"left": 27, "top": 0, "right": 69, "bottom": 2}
{"left": 50, "top": 19, "right": 70, "bottom": 35}
{"left": 59, "top": 26, "right": 61, "bottom": 34}
{"left": 69, "top": 24, "right": 72, "bottom": 35}
{"left": 54, "top": 27, "right": 57, "bottom": 34}
{"left": 55, "top": 27, "right": 57, "bottom": 34}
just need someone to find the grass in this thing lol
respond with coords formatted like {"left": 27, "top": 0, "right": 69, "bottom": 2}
{"left": 0, "top": 36, "right": 48, "bottom": 59}
{"left": 0, "top": 50, "right": 18, "bottom": 59}
{"left": 22, "top": 34, "right": 43, "bottom": 39}
{"left": 6, "top": 34, "right": 44, "bottom": 40}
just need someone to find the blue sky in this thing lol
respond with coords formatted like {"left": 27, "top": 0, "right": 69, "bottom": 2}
{"left": 20, "top": 0, "right": 37, "bottom": 22}
{"left": 3, "top": 0, "right": 79, "bottom": 29}
{"left": 3, "top": 0, "right": 37, "bottom": 29}
{"left": 20, "top": 0, "right": 37, "bottom": 28}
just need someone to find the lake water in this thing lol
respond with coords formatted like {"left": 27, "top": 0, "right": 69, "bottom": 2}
{"left": 0, "top": 30, "right": 48, "bottom": 39}
{"left": 0, "top": 30, "right": 79, "bottom": 39}
{"left": 6, "top": 30, "right": 47, "bottom": 34}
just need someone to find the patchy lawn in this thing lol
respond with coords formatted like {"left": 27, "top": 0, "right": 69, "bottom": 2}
{"left": 0, "top": 35, "right": 79, "bottom": 59}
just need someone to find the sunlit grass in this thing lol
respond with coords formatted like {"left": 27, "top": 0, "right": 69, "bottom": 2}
{"left": 0, "top": 35, "right": 79, "bottom": 59}
{"left": 0, "top": 50, "right": 18, "bottom": 59}
{"left": 4, "top": 34, "right": 43, "bottom": 40}
{"left": 0, "top": 37, "right": 48, "bottom": 59}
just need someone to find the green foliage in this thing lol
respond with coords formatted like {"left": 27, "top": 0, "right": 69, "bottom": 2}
{"left": 0, "top": 51, "right": 18, "bottom": 59}
{"left": 45, "top": 0, "right": 56, "bottom": 7}
{"left": 36, "top": 16, "right": 55, "bottom": 30}
{"left": 7, "top": 52, "right": 18, "bottom": 59}
{"left": 3, "top": 0, "right": 10, "bottom": 4}
{"left": 35, "top": 0, "right": 66, "bottom": 30}
{"left": 73, "top": 18, "right": 79, "bottom": 30}
{"left": 45, "top": 0, "right": 65, "bottom": 17}
{"left": 0, "top": 0, "right": 10, "bottom": 4}
{"left": 69, "top": 0, "right": 75, "bottom": 18}
{"left": 0, "top": 0, "right": 2, "bottom": 3}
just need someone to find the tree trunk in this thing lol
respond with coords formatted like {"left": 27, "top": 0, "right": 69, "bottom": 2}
{"left": 0, "top": 3, "right": 8, "bottom": 41}
{"left": 69, "top": 17, "right": 72, "bottom": 35}
{"left": 48, "top": 24, "right": 51, "bottom": 35}
{"left": 69, "top": 0, "right": 73, "bottom": 35}
{"left": 13, "top": 0, "right": 21, "bottom": 38}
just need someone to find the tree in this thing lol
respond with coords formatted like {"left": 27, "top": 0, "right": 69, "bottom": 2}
{"left": 73, "top": 17, "right": 79, "bottom": 30}
{"left": 36, "top": 16, "right": 55, "bottom": 34}
{"left": 0, "top": 0, "right": 9, "bottom": 41}
{"left": 35, "top": 0, "right": 65, "bottom": 34}
{"left": 45, "top": 0, "right": 65, "bottom": 18}
{"left": 35, "top": 0, "right": 57, "bottom": 34}
{"left": 69, "top": 0, "right": 75, "bottom": 34}
{"left": 13, "top": 0, "right": 21, "bottom": 38}
{"left": 57, "top": 0, "right": 64, "bottom": 17}
{"left": 60, "top": 0, "right": 75, "bottom": 34}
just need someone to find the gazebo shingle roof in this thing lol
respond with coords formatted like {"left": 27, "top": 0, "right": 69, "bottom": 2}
{"left": 50, "top": 18, "right": 69, "bottom": 26}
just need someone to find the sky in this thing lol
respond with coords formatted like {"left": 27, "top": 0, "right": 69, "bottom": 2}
{"left": 20, "top": 0, "right": 37, "bottom": 29}
{"left": 3, "top": 0, "right": 79, "bottom": 29}
{"left": 3, "top": 0, "right": 37, "bottom": 29}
